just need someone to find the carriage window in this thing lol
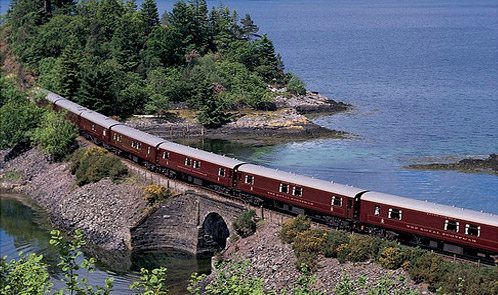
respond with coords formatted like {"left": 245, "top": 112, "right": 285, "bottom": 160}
{"left": 91, "top": 124, "right": 96, "bottom": 131}
{"left": 331, "top": 196, "right": 342, "bottom": 207}
{"left": 374, "top": 205, "right": 381, "bottom": 216}
{"left": 185, "top": 158, "right": 192, "bottom": 166}
{"left": 245, "top": 175, "right": 254, "bottom": 185}
{"left": 218, "top": 168, "right": 226, "bottom": 177}
{"left": 444, "top": 220, "right": 459, "bottom": 232}
{"left": 131, "top": 141, "right": 136, "bottom": 148}
{"left": 103, "top": 130, "right": 106, "bottom": 136}
{"left": 147, "top": 147, "right": 151, "bottom": 155}
{"left": 113, "top": 133, "right": 117, "bottom": 141}
{"left": 137, "top": 143, "right": 141, "bottom": 149}
{"left": 388, "top": 208, "right": 402, "bottom": 220}
{"left": 465, "top": 224, "right": 480, "bottom": 237}
{"left": 292, "top": 187, "right": 302, "bottom": 197}
{"left": 193, "top": 160, "right": 201, "bottom": 169}
{"left": 279, "top": 183, "right": 289, "bottom": 193}
{"left": 162, "top": 152, "right": 169, "bottom": 159}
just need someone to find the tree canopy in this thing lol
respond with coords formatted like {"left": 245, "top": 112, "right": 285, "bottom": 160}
{"left": 5, "top": 0, "right": 298, "bottom": 127}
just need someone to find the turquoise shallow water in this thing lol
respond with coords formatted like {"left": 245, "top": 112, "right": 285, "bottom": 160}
{"left": 161, "top": 0, "right": 498, "bottom": 214}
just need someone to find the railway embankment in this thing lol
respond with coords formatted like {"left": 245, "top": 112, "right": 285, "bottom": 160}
{"left": 128, "top": 91, "right": 351, "bottom": 146}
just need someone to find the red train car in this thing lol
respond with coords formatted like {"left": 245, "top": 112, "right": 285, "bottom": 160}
{"left": 360, "top": 192, "right": 498, "bottom": 257}
{"left": 236, "top": 164, "right": 366, "bottom": 219}
{"left": 79, "top": 111, "right": 121, "bottom": 145}
{"left": 157, "top": 141, "right": 245, "bottom": 187}
{"left": 54, "top": 99, "right": 89, "bottom": 124}
{"left": 110, "top": 125, "right": 165, "bottom": 165}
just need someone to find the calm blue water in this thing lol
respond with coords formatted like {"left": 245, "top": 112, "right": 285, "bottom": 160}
{"left": 158, "top": 0, "right": 498, "bottom": 213}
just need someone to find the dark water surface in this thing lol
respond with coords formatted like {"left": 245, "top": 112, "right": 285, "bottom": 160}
{"left": 159, "top": 0, "right": 498, "bottom": 214}
{"left": 0, "top": 194, "right": 211, "bottom": 294}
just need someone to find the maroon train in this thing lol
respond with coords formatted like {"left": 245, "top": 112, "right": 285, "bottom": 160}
{"left": 45, "top": 92, "right": 498, "bottom": 263}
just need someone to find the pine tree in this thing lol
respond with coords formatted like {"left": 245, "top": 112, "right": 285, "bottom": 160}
{"left": 254, "top": 35, "right": 285, "bottom": 83}
{"left": 240, "top": 14, "right": 259, "bottom": 40}
{"left": 140, "top": 0, "right": 159, "bottom": 35}
{"left": 59, "top": 40, "right": 81, "bottom": 99}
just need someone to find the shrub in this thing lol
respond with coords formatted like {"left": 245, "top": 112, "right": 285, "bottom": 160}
{"left": 346, "top": 235, "right": 380, "bottom": 262}
{"left": 31, "top": 110, "right": 77, "bottom": 160}
{"left": 292, "top": 229, "right": 327, "bottom": 271}
{"left": 233, "top": 210, "right": 257, "bottom": 238}
{"left": 336, "top": 243, "right": 351, "bottom": 264}
{"left": 286, "top": 73, "right": 306, "bottom": 95}
{"left": 378, "top": 246, "right": 404, "bottom": 269}
{"left": 323, "top": 230, "right": 350, "bottom": 258}
{"left": 70, "top": 147, "right": 128, "bottom": 186}
{"left": 143, "top": 184, "right": 171, "bottom": 204}
{"left": 280, "top": 215, "right": 311, "bottom": 244}
{"left": 407, "top": 252, "right": 445, "bottom": 288}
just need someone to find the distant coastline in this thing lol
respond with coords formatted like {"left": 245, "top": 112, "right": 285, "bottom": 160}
{"left": 407, "top": 154, "right": 498, "bottom": 176}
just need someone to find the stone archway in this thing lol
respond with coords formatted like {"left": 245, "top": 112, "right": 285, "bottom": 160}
{"left": 197, "top": 212, "right": 230, "bottom": 254}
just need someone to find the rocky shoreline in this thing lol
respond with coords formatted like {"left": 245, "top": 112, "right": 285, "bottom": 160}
{"left": 407, "top": 154, "right": 498, "bottom": 176}
{"left": 128, "top": 91, "right": 352, "bottom": 146}
{"left": 0, "top": 148, "right": 150, "bottom": 251}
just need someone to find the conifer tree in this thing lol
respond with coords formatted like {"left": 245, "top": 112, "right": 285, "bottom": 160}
{"left": 254, "top": 35, "right": 285, "bottom": 83}
{"left": 240, "top": 14, "right": 259, "bottom": 40}
{"left": 59, "top": 40, "right": 80, "bottom": 99}
{"left": 140, "top": 0, "right": 159, "bottom": 35}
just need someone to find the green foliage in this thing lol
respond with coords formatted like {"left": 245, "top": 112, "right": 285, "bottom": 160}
{"left": 31, "top": 110, "right": 77, "bottom": 160}
{"left": 188, "top": 260, "right": 266, "bottom": 295}
{"left": 292, "top": 229, "right": 327, "bottom": 271}
{"left": 49, "top": 229, "right": 114, "bottom": 295}
{"left": 323, "top": 230, "right": 350, "bottom": 258}
{"left": 0, "top": 74, "right": 25, "bottom": 108}
{"left": 6, "top": 0, "right": 298, "bottom": 122}
{"left": 143, "top": 184, "right": 172, "bottom": 204}
{"left": 280, "top": 215, "right": 311, "bottom": 244}
{"left": 287, "top": 73, "right": 306, "bottom": 95}
{"left": 0, "top": 253, "right": 52, "bottom": 295}
{"left": 346, "top": 235, "right": 382, "bottom": 262}
{"left": 70, "top": 147, "right": 128, "bottom": 186}
{"left": 129, "top": 267, "right": 168, "bottom": 295}
{"left": 0, "top": 93, "right": 44, "bottom": 149}
{"left": 233, "top": 210, "right": 257, "bottom": 238}
{"left": 378, "top": 246, "right": 404, "bottom": 270}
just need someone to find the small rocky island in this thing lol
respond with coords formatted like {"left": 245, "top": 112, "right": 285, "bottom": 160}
{"left": 407, "top": 154, "right": 498, "bottom": 176}
{"left": 128, "top": 91, "right": 351, "bottom": 146}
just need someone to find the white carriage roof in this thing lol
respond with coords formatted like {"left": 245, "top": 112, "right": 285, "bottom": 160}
{"left": 362, "top": 191, "right": 498, "bottom": 227}
{"left": 111, "top": 125, "right": 166, "bottom": 147}
{"left": 238, "top": 164, "right": 366, "bottom": 198}
{"left": 55, "top": 99, "right": 89, "bottom": 115}
{"left": 45, "top": 91, "right": 65, "bottom": 103}
{"left": 80, "top": 111, "right": 122, "bottom": 129}
{"left": 158, "top": 141, "right": 245, "bottom": 168}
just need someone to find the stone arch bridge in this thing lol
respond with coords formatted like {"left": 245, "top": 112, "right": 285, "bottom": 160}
{"left": 130, "top": 192, "right": 247, "bottom": 255}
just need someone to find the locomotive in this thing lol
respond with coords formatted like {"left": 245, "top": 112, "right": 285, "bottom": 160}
{"left": 44, "top": 91, "right": 498, "bottom": 264}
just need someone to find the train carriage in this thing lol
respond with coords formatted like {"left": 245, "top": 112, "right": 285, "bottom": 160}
{"left": 236, "top": 164, "right": 367, "bottom": 219}
{"left": 360, "top": 192, "right": 498, "bottom": 257}
{"left": 110, "top": 125, "right": 165, "bottom": 165}
{"left": 79, "top": 111, "right": 122, "bottom": 145}
{"left": 43, "top": 91, "right": 65, "bottom": 108}
{"left": 157, "top": 141, "right": 244, "bottom": 187}
{"left": 54, "top": 99, "right": 89, "bottom": 124}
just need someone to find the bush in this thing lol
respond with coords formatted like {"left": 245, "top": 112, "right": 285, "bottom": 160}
{"left": 292, "top": 229, "right": 327, "bottom": 271}
{"left": 280, "top": 215, "right": 311, "bottom": 244}
{"left": 323, "top": 230, "right": 350, "bottom": 258}
{"left": 70, "top": 147, "right": 128, "bottom": 186}
{"left": 407, "top": 252, "right": 445, "bottom": 288}
{"left": 378, "top": 246, "right": 404, "bottom": 269}
{"left": 31, "top": 111, "right": 77, "bottom": 160}
{"left": 287, "top": 73, "right": 306, "bottom": 95}
{"left": 346, "top": 235, "right": 380, "bottom": 262}
{"left": 233, "top": 210, "right": 257, "bottom": 238}
{"left": 143, "top": 184, "right": 172, "bottom": 204}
